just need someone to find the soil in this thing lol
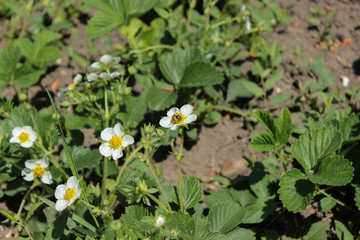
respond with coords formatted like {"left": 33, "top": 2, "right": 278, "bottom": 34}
{"left": 1, "top": 0, "right": 360, "bottom": 238}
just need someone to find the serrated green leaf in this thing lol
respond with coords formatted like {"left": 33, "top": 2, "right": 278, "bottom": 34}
{"left": 242, "top": 80, "right": 264, "bottom": 97}
{"left": 171, "top": 176, "right": 203, "bottom": 211}
{"left": 340, "top": 113, "right": 360, "bottom": 143}
{"left": 33, "top": 46, "right": 62, "bottom": 63}
{"left": 0, "top": 45, "right": 21, "bottom": 87}
{"left": 354, "top": 185, "right": 360, "bottom": 211}
{"left": 291, "top": 126, "right": 342, "bottom": 171}
{"left": 159, "top": 47, "right": 202, "bottom": 85}
{"left": 271, "top": 92, "right": 292, "bottom": 105}
{"left": 278, "top": 169, "right": 315, "bottom": 213}
{"left": 265, "top": 70, "right": 283, "bottom": 88}
{"left": 0, "top": 210, "right": 17, "bottom": 223}
{"left": 318, "top": 196, "right": 337, "bottom": 212}
{"left": 146, "top": 86, "right": 177, "bottom": 111}
{"left": 242, "top": 196, "right": 277, "bottom": 224}
{"left": 179, "top": 61, "right": 223, "bottom": 87}
{"left": 166, "top": 211, "right": 195, "bottom": 239}
{"left": 205, "top": 189, "right": 255, "bottom": 208}
{"left": 60, "top": 146, "right": 102, "bottom": 169}
{"left": 249, "top": 168, "right": 271, "bottom": 198}
{"left": 225, "top": 227, "right": 255, "bottom": 240}
{"left": 304, "top": 221, "right": 328, "bottom": 240}
{"left": 250, "top": 132, "right": 279, "bottom": 152}
{"left": 278, "top": 108, "right": 292, "bottom": 145}
{"left": 9, "top": 105, "right": 34, "bottom": 127}
{"left": 254, "top": 110, "right": 278, "bottom": 137}
{"left": 308, "top": 155, "right": 354, "bottom": 186}
{"left": 13, "top": 63, "right": 45, "bottom": 87}
{"left": 334, "top": 220, "right": 353, "bottom": 240}
{"left": 123, "top": 0, "right": 158, "bottom": 17}
{"left": 226, "top": 80, "right": 254, "bottom": 101}
{"left": 33, "top": 31, "right": 62, "bottom": 61}
{"left": 86, "top": 12, "right": 123, "bottom": 39}
{"left": 122, "top": 205, "right": 152, "bottom": 232}
{"left": 208, "top": 202, "right": 246, "bottom": 234}
{"left": 13, "top": 38, "right": 33, "bottom": 60}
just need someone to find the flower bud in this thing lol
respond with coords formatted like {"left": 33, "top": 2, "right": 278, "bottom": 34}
{"left": 144, "top": 123, "right": 155, "bottom": 134}
{"left": 128, "top": 66, "right": 137, "bottom": 75}
{"left": 18, "top": 93, "right": 27, "bottom": 102}
{"left": 124, "top": 87, "right": 132, "bottom": 95}
{"left": 156, "top": 129, "right": 164, "bottom": 137}
{"left": 154, "top": 215, "right": 165, "bottom": 228}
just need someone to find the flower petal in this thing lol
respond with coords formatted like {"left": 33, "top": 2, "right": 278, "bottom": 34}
{"left": 28, "top": 130, "right": 37, "bottom": 142}
{"left": 87, "top": 73, "right": 98, "bottom": 82}
{"left": 110, "top": 71, "right": 120, "bottom": 78}
{"left": 100, "top": 54, "right": 113, "bottom": 64}
{"left": 180, "top": 104, "right": 193, "bottom": 116}
{"left": 41, "top": 171, "right": 53, "bottom": 185}
{"left": 24, "top": 159, "right": 37, "bottom": 169}
{"left": 90, "top": 62, "right": 101, "bottom": 71}
{"left": 113, "top": 57, "right": 121, "bottom": 64}
{"left": 9, "top": 137, "right": 19, "bottom": 143}
{"left": 159, "top": 117, "right": 172, "bottom": 128}
{"left": 101, "top": 128, "right": 114, "bottom": 141}
{"left": 113, "top": 123, "right": 124, "bottom": 137}
{"left": 12, "top": 127, "right": 22, "bottom": 137}
{"left": 67, "top": 176, "right": 79, "bottom": 189}
{"left": 167, "top": 107, "right": 179, "bottom": 118}
{"left": 73, "top": 74, "right": 82, "bottom": 85}
{"left": 184, "top": 114, "right": 197, "bottom": 124}
{"left": 122, "top": 135, "right": 134, "bottom": 147}
{"left": 22, "top": 170, "right": 35, "bottom": 181}
{"left": 55, "top": 199, "right": 68, "bottom": 211}
{"left": 39, "top": 158, "right": 49, "bottom": 168}
{"left": 111, "top": 149, "right": 123, "bottom": 160}
{"left": 170, "top": 125, "right": 178, "bottom": 130}
{"left": 21, "top": 141, "right": 33, "bottom": 148}
{"left": 99, "top": 72, "right": 111, "bottom": 80}
{"left": 99, "top": 143, "right": 112, "bottom": 157}
{"left": 55, "top": 184, "right": 66, "bottom": 199}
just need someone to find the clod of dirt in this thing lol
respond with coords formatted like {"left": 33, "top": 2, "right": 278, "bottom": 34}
{"left": 220, "top": 158, "right": 251, "bottom": 179}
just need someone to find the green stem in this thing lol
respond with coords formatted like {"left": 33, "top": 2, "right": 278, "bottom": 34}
{"left": 0, "top": 155, "right": 22, "bottom": 170}
{"left": 129, "top": 45, "right": 174, "bottom": 55}
{"left": 186, "top": 0, "right": 196, "bottom": 32}
{"left": 278, "top": 149, "right": 287, "bottom": 173}
{"left": 178, "top": 129, "right": 185, "bottom": 212}
{"left": 208, "top": 105, "right": 247, "bottom": 117}
{"left": 17, "top": 181, "right": 39, "bottom": 218}
{"left": 104, "top": 85, "right": 109, "bottom": 128}
{"left": 102, "top": 157, "right": 109, "bottom": 197}
{"left": 145, "top": 192, "right": 169, "bottom": 213}
{"left": 147, "top": 165, "right": 172, "bottom": 212}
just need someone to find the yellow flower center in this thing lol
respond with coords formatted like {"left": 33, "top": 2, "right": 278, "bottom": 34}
{"left": 18, "top": 132, "right": 30, "bottom": 143}
{"left": 172, "top": 113, "right": 186, "bottom": 124}
{"left": 68, "top": 83, "right": 75, "bottom": 89}
{"left": 109, "top": 135, "right": 123, "bottom": 150}
{"left": 33, "top": 165, "right": 45, "bottom": 178}
{"left": 64, "top": 188, "right": 76, "bottom": 202}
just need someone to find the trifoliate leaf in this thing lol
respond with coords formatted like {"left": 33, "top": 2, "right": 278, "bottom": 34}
{"left": 291, "top": 126, "right": 342, "bottom": 171}
{"left": 250, "top": 132, "right": 278, "bottom": 152}
{"left": 254, "top": 110, "right": 278, "bottom": 137}
{"left": 171, "top": 175, "right": 203, "bottom": 211}
{"left": 278, "top": 169, "right": 315, "bottom": 213}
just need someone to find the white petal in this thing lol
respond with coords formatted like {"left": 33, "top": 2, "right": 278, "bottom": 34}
{"left": 99, "top": 72, "right": 111, "bottom": 80}
{"left": 180, "top": 104, "right": 193, "bottom": 116}
{"left": 110, "top": 72, "right": 120, "bottom": 78}
{"left": 22, "top": 126, "right": 33, "bottom": 133}
{"left": 122, "top": 135, "right": 134, "bottom": 147}
{"left": 87, "top": 73, "right": 98, "bottom": 82}
{"left": 55, "top": 184, "right": 66, "bottom": 199}
{"left": 12, "top": 127, "right": 22, "bottom": 137}
{"left": 41, "top": 171, "right": 53, "bottom": 184}
{"left": 159, "top": 117, "right": 172, "bottom": 128}
{"left": 21, "top": 141, "right": 33, "bottom": 148}
{"left": 155, "top": 216, "right": 165, "bottom": 227}
{"left": 9, "top": 137, "right": 19, "bottom": 143}
{"left": 22, "top": 170, "right": 35, "bottom": 181}
{"left": 39, "top": 158, "right": 49, "bottom": 168}
{"left": 170, "top": 125, "right": 178, "bottom": 130}
{"left": 99, "top": 143, "right": 112, "bottom": 157}
{"left": 67, "top": 176, "right": 79, "bottom": 189}
{"left": 111, "top": 149, "right": 123, "bottom": 160}
{"left": 167, "top": 107, "right": 179, "bottom": 118}
{"left": 184, "top": 114, "right": 197, "bottom": 124}
{"left": 73, "top": 74, "right": 82, "bottom": 85}
{"left": 24, "top": 159, "right": 38, "bottom": 169}
{"left": 28, "top": 130, "right": 37, "bottom": 142}
{"left": 113, "top": 123, "right": 124, "bottom": 137}
{"left": 101, "top": 128, "right": 114, "bottom": 141}
{"left": 90, "top": 62, "right": 101, "bottom": 71}
{"left": 100, "top": 54, "right": 113, "bottom": 64}
{"left": 55, "top": 199, "right": 68, "bottom": 211}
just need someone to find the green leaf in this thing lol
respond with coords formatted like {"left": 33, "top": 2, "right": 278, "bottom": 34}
{"left": 118, "top": 93, "right": 148, "bottom": 129}
{"left": 242, "top": 80, "right": 264, "bottom": 97}
{"left": 242, "top": 196, "right": 277, "bottom": 224}
{"left": 86, "top": 12, "right": 123, "bottom": 39}
{"left": 354, "top": 185, "right": 360, "bottom": 211}
{"left": 318, "top": 196, "right": 337, "bottom": 212}
{"left": 340, "top": 113, "right": 360, "bottom": 143}
{"left": 265, "top": 70, "right": 283, "bottom": 88}
{"left": 0, "top": 45, "right": 21, "bottom": 87}
{"left": 166, "top": 211, "right": 195, "bottom": 239}
{"left": 25, "top": 202, "right": 43, "bottom": 223}
{"left": 250, "top": 132, "right": 278, "bottom": 152}
{"left": 225, "top": 228, "right": 255, "bottom": 240}
{"left": 278, "top": 108, "right": 292, "bottom": 145}
{"left": 249, "top": 167, "right": 271, "bottom": 198}
{"left": 146, "top": 86, "right": 177, "bottom": 111}
{"left": 13, "top": 38, "right": 33, "bottom": 60}
{"left": 122, "top": 205, "right": 152, "bottom": 232}
{"left": 33, "top": 46, "right": 62, "bottom": 63}
{"left": 204, "top": 189, "right": 255, "bottom": 208}
{"left": 13, "top": 63, "right": 45, "bottom": 87}
{"left": 308, "top": 155, "right": 354, "bottom": 186}
{"left": 254, "top": 110, "right": 278, "bottom": 137}
{"left": 334, "top": 220, "right": 353, "bottom": 240}
{"left": 60, "top": 146, "right": 102, "bottom": 169}
{"left": 171, "top": 175, "right": 203, "bottom": 211}
{"left": 253, "top": 60, "right": 264, "bottom": 76}
{"left": 312, "top": 54, "right": 335, "bottom": 85}
{"left": 33, "top": 31, "right": 62, "bottom": 61}
{"left": 226, "top": 80, "right": 254, "bottom": 101}
{"left": 159, "top": 47, "right": 202, "bottom": 85}
{"left": 291, "top": 126, "right": 342, "bottom": 171}
{"left": 179, "top": 61, "right": 224, "bottom": 87}
{"left": 123, "top": 0, "right": 158, "bottom": 17}
{"left": 0, "top": 210, "right": 17, "bottom": 223}
{"left": 204, "top": 111, "right": 222, "bottom": 125}
{"left": 271, "top": 92, "right": 292, "bottom": 105}
{"left": 278, "top": 169, "right": 315, "bottom": 213}
{"left": 72, "top": 213, "right": 98, "bottom": 233}
{"left": 303, "top": 221, "right": 328, "bottom": 240}
{"left": 208, "top": 202, "right": 246, "bottom": 234}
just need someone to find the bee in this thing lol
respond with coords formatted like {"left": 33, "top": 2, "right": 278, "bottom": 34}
{"left": 172, "top": 114, "right": 182, "bottom": 122}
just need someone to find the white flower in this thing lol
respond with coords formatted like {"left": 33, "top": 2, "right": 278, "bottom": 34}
{"left": 9, "top": 126, "right": 37, "bottom": 148}
{"left": 90, "top": 54, "right": 121, "bottom": 71}
{"left": 68, "top": 74, "right": 82, "bottom": 90}
{"left": 54, "top": 176, "right": 82, "bottom": 211}
{"left": 154, "top": 215, "right": 165, "bottom": 228}
{"left": 341, "top": 76, "right": 350, "bottom": 87}
{"left": 99, "top": 123, "right": 134, "bottom": 160}
{"left": 87, "top": 73, "right": 99, "bottom": 82}
{"left": 21, "top": 159, "right": 52, "bottom": 184}
{"left": 159, "top": 104, "right": 197, "bottom": 130}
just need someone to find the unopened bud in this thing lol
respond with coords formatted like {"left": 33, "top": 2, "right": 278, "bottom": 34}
{"left": 18, "top": 93, "right": 27, "bottom": 102}
{"left": 156, "top": 129, "right": 164, "bottom": 137}
{"left": 144, "top": 123, "right": 155, "bottom": 134}
{"left": 128, "top": 66, "right": 137, "bottom": 75}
